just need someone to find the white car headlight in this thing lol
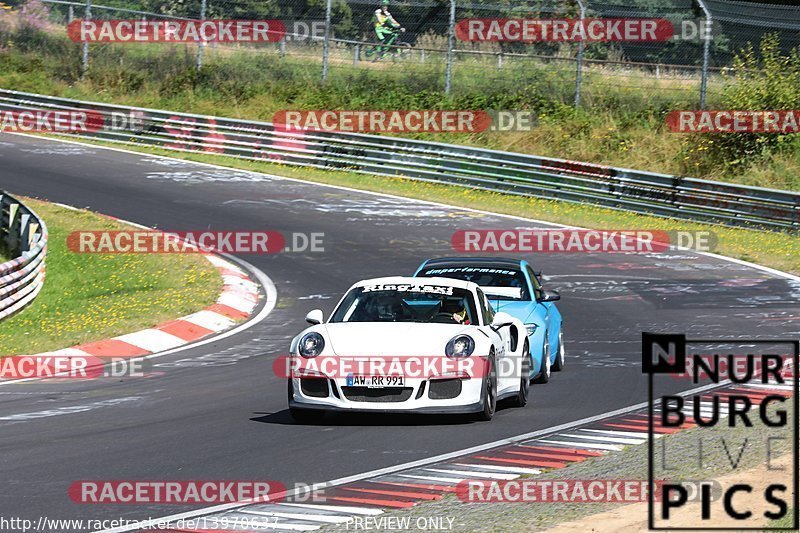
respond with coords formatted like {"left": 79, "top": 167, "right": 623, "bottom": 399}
{"left": 299, "top": 332, "right": 325, "bottom": 358}
{"left": 525, "top": 324, "right": 538, "bottom": 336}
{"left": 446, "top": 335, "right": 475, "bottom": 358}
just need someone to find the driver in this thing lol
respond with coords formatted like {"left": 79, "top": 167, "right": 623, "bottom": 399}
{"left": 375, "top": 295, "right": 403, "bottom": 321}
{"left": 440, "top": 298, "right": 469, "bottom": 325}
{"left": 372, "top": 0, "right": 405, "bottom": 60}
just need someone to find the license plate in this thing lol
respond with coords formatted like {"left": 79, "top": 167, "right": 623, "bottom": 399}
{"left": 347, "top": 375, "right": 405, "bottom": 388}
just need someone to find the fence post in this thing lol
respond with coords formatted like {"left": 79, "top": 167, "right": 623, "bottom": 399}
{"left": 196, "top": 0, "right": 207, "bottom": 70}
{"left": 321, "top": 0, "right": 332, "bottom": 83}
{"left": 68, "top": 5, "right": 73, "bottom": 23}
{"left": 81, "top": 0, "right": 91, "bottom": 78}
{"left": 444, "top": 0, "right": 456, "bottom": 94}
{"left": 696, "top": 0, "right": 712, "bottom": 109}
{"left": 574, "top": 0, "right": 585, "bottom": 108}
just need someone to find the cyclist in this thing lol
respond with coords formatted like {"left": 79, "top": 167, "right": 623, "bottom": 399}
{"left": 372, "top": 0, "right": 405, "bottom": 60}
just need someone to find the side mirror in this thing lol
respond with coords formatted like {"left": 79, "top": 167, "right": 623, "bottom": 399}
{"left": 491, "top": 311, "right": 514, "bottom": 330}
{"left": 541, "top": 290, "right": 560, "bottom": 302}
{"left": 305, "top": 309, "right": 324, "bottom": 325}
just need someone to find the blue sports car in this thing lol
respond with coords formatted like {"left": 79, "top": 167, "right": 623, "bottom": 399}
{"left": 414, "top": 257, "right": 564, "bottom": 383}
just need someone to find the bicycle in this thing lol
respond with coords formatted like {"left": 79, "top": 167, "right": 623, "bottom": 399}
{"left": 361, "top": 27, "right": 412, "bottom": 62}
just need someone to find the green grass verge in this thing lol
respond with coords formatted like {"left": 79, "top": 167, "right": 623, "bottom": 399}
{"left": 769, "top": 510, "right": 796, "bottom": 529}
{"left": 0, "top": 198, "right": 222, "bottom": 356}
{"left": 47, "top": 138, "right": 800, "bottom": 277}
{"left": 0, "top": 23, "right": 798, "bottom": 190}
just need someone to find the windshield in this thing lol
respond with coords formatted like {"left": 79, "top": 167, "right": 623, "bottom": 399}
{"left": 330, "top": 283, "right": 479, "bottom": 325}
{"left": 417, "top": 266, "right": 530, "bottom": 301}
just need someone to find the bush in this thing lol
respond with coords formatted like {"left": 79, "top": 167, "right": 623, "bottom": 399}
{"left": 682, "top": 34, "right": 800, "bottom": 175}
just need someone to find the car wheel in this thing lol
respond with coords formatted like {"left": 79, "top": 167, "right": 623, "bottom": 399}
{"left": 553, "top": 329, "right": 565, "bottom": 372}
{"left": 476, "top": 355, "right": 497, "bottom": 421}
{"left": 287, "top": 380, "right": 326, "bottom": 424}
{"left": 510, "top": 341, "right": 531, "bottom": 407}
{"left": 534, "top": 337, "right": 551, "bottom": 384}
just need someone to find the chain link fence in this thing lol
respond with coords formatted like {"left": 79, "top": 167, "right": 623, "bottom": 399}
{"left": 5, "top": 0, "right": 800, "bottom": 108}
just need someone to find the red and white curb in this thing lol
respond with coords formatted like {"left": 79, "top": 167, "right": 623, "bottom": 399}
{"left": 101, "top": 374, "right": 795, "bottom": 533}
{"left": 28, "top": 253, "right": 260, "bottom": 360}
{"left": 0, "top": 203, "right": 271, "bottom": 378}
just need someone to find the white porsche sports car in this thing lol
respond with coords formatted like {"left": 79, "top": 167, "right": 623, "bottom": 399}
{"left": 287, "top": 276, "right": 530, "bottom": 422}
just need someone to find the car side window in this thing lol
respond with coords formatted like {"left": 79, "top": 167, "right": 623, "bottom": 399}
{"left": 526, "top": 266, "right": 545, "bottom": 302}
{"left": 476, "top": 288, "right": 494, "bottom": 325}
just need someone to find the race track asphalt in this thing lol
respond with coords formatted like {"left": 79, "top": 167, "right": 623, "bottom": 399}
{"left": 1, "top": 133, "right": 798, "bottom": 531}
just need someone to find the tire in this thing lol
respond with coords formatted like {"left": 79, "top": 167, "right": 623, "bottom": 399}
{"left": 510, "top": 341, "right": 531, "bottom": 408}
{"left": 475, "top": 354, "right": 497, "bottom": 421}
{"left": 553, "top": 329, "right": 565, "bottom": 372}
{"left": 533, "top": 337, "right": 551, "bottom": 384}
{"left": 287, "top": 380, "right": 326, "bottom": 423}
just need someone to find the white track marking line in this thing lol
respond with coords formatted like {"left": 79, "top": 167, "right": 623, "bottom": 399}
{"left": 276, "top": 503, "right": 383, "bottom": 516}
{"left": 396, "top": 474, "right": 465, "bottom": 484}
{"left": 537, "top": 440, "right": 623, "bottom": 451}
{"left": 567, "top": 432, "right": 647, "bottom": 445}
{"left": 218, "top": 291, "right": 258, "bottom": 312}
{"left": 0, "top": 396, "right": 143, "bottom": 421}
{"left": 453, "top": 464, "right": 542, "bottom": 475}
{"left": 580, "top": 429, "right": 652, "bottom": 439}
{"left": 556, "top": 433, "right": 645, "bottom": 445}
{"left": 182, "top": 310, "right": 237, "bottom": 331}
{"left": 423, "top": 468, "right": 518, "bottom": 480}
{"left": 114, "top": 329, "right": 186, "bottom": 352}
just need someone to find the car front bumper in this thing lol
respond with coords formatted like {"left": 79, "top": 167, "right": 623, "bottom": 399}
{"left": 289, "top": 375, "right": 486, "bottom": 414}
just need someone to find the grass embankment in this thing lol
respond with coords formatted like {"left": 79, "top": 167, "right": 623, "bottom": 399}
{"left": 0, "top": 21, "right": 798, "bottom": 190}
{"left": 0, "top": 198, "right": 221, "bottom": 355}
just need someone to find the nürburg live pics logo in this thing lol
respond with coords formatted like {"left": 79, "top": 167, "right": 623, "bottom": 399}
{"left": 642, "top": 333, "right": 798, "bottom": 531}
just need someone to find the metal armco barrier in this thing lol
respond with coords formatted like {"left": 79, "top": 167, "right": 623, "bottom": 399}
{"left": 0, "top": 89, "right": 798, "bottom": 231}
{"left": 0, "top": 191, "right": 48, "bottom": 322}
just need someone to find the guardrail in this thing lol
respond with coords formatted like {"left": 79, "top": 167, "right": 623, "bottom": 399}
{"left": 0, "top": 88, "right": 798, "bottom": 231}
{"left": 0, "top": 192, "right": 48, "bottom": 322}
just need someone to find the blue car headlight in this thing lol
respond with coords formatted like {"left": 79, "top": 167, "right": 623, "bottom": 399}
{"left": 525, "top": 324, "right": 538, "bottom": 336}
{"left": 446, "top": 335, "right": 475, "bottom": 358}
{"left": 298, "top": 332, "right": 325, "bottom": 358}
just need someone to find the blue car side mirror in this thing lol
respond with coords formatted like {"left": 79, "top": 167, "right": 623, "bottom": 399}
{"left": 541, "top": 290, "right": 560, "bottom": 302}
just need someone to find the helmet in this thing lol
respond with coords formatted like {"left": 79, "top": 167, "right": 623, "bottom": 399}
{"left": 381, "top": 0, "right": 390, "bottom": 6}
